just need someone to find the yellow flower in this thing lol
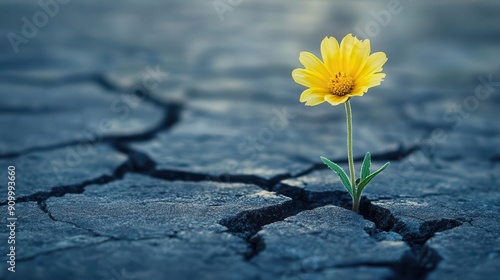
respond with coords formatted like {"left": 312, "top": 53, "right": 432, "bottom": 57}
{"left": 292, "top": 34, "right": 388, "bottom": 106}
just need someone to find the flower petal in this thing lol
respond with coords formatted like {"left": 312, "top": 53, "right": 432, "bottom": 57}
{"left": 292, "top": 68, "right": 328, "bottom": 89}
{"left": 299, "top": 52, "right": 330, "bottom": 79}
{"left": 364, "top": 73, "right": 386, "bottom": 88}
{"left": 339, "top": 34, "right": 359, "bottom": 72}
{"left": 299, "top": 88, "right": 329, "bottom": 102}
{"left": 325, "top": 95, "right": 349, "bottom": 106}
{"left": 348, "top": 85, "right": 368, "bottom": 97}
{"left": 356, "top": 52, "right": 387, "bottom": 79}
{"left": 350, "top": 39, "right": 371, "bottom": 77}
{"left": 320, "top": 36, "right": 340, "bottom": 73}
{"left": 349, "top": 73, "right": 386, "bottom": 96}
{"left": 304, "top": 96, "right": 326, "bottom": 106}
{"left": 357, "top": 72, "right": 386, "bottom": 88}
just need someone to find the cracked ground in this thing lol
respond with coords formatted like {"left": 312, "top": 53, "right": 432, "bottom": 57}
{"left": 1, "top": 1, "right": 500, "bottom": 280}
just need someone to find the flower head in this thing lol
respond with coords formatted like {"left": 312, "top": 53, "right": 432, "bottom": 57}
{"left": 292, "top": 34, "right": 388, "bottom": 106}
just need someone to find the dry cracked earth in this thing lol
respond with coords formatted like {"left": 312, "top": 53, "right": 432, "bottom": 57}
{"left": 1, "top": 1, "right": 500, "bottom": 280}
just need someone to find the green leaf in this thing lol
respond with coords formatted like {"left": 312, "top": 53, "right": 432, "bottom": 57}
{"left": 320, "top": 156, "right": 353, "bottom": 197}
{"left": 356, "top": 162, "right": 390, "bottom": 197}
{"left": 361, "top": 152, "right": 371, "bottom": 180}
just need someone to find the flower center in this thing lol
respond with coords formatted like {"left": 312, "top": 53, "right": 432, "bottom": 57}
{"left": 328, "top": 73, "right": 354, "bottom": 96}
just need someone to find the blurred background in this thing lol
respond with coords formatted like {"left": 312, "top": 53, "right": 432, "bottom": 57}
{"left": 0, "top": 0, "right": 499, "bottom": 164}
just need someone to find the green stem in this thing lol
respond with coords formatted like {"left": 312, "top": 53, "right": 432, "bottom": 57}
{"left": 352, "top": 197, "right": 360, "bottom": 214}
{"left": 344, "top": 100, "right": 358, "bottom": 213}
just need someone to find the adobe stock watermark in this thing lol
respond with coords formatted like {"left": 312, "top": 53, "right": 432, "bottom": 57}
{"left": 354, "top": 0, "right": 409, "bottom": 39}
{"left": 206, "top": 106, "right": 297, "bottom": 183}
{"left": 7, "top": 0, "right": 71, "bottom": 54}
{"left": 280, "top": 261, "right": 312, "bottom": 280}
{"left": 237, "top": 107, "right": 296, "bottom": 161}
{"left": 443, "top": 74, "right": 499, "bottom": 130}
{"left": 49, "top": 65, "right": 168, "bottom": 183}
{"left": 110, "top": 267, "right": 138, "bottom": 280}
{"left": 391, "top": 73, "right": 499, "bottom": 181}
{"left": 213, "top": 0, "right": 244, "bottom": 21}
{"left": 6, "top": 166, "right": 17, "bottom": 273}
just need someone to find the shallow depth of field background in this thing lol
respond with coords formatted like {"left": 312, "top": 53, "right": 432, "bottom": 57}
{"left": 1, "top": 0, "right": 499, "bottom": 131}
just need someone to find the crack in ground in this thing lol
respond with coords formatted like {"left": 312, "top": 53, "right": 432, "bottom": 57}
{"left": 18, "top": 199, "right": 179, "bottom": 263}
{"left": 0, "top": 72, "right": 182, "bottom": 160}
{"left": 2, "top": 142, "right": 430, "bottom": 266}
{"left": 263, "top": 182, "right": 463, "bottom": 279}
{"left": 3, "top": 72, "right": 466, "bottom": 278}
{"left": 0, "top": 72, "right": 130, "bottom": 97}
{"left": 0, "top": 102, "right": 181, "bottom": 159}
{"left": 219, "top": 186, "right": 351, "bottom": 262}
{"left": 280, "top": 260, "right": 401, "bottom": 278}
{"left": 17, "top": 230, "right": 180, "bottom": 263}
{"left": 151, "top": 169, "right": 290, "bottom": 190}
{"left": 17, "top": 231, "right": 182, "bottom": 263}
{"left": 0, "top": 106, "right": 71, "bottom": 115}
{"left": 37, "top": 200, "right": 117, "bottom": 240}
{"left": 219, "top": 200, "right": 310, "bottom": 260}
{"left": 1, "top": 140, "right": 462, "bottom": 280}
{"left": 132, "top": 141, "right": 421, "bottom": 190}
{"left": 99, "top": 144, "right": 429, "bottom": 264}
{"left": 357, "top": 198, "right": 462, "bottom": 280}
{"left": 0, "top": 153, "right": 132, "bottom": 206}
{"left": 220, "top": 179, "right": 462, "bottom": 279}
{"left": 0, "top": 135, "right": 176, "bottom": 206}
{"left": 0, "top": 72, "right": 174, "bottom": 110}
{"left": 39, "top": 198, "right": 179, "bottom": 242}
{"left": 2, "top": 125, "right": 451, "bottom": 279}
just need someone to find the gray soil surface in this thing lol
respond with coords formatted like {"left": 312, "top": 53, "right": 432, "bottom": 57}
{"left": 0, "top": 1, "right": 499, "bottom": 279}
